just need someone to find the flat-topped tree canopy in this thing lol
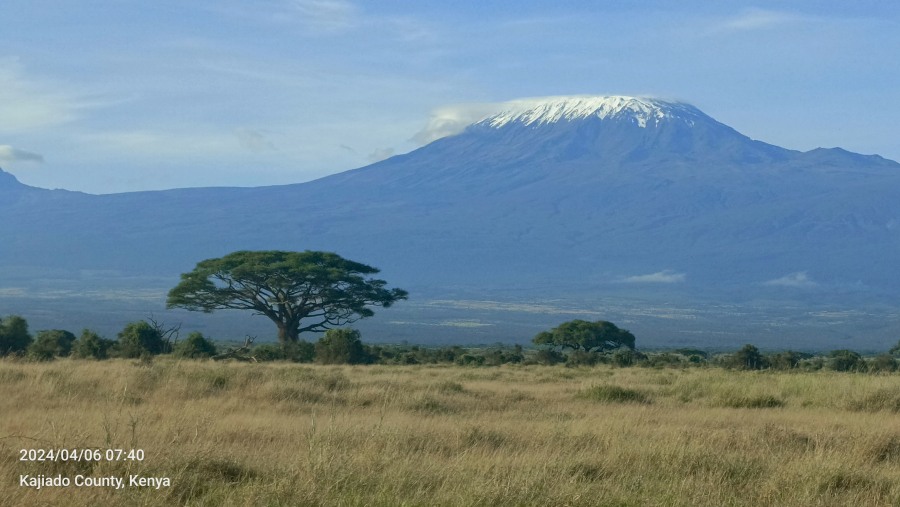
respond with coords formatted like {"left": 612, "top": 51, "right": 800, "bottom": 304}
{"left": 533, "top": 319, "right": 635, "bottom": 353}
{"left": 166, "top": 250, "right": 408, "bottom": 344}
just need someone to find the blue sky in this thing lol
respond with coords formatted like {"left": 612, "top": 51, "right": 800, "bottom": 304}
{"left": 1, "top": 1, "right": 898, "bottom": 193}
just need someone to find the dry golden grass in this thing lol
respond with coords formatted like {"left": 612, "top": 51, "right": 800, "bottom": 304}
{"left": 1, "top": 358, "right": 899, "bottom": 506}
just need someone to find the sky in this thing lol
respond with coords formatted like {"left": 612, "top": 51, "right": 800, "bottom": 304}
{"left": 1, "top": 1, "right": 898, "bottom": 194}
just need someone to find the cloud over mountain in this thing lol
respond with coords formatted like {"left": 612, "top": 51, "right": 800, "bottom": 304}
{"left": 0, "top": 145, "right": 44, "bottom": 163}
{"left": 411, "top": 102, "right": 499, "bottom": 145}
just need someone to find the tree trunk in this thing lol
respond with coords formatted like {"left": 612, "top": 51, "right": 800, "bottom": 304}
{"left": 276, "top": 322, "right": 299, "bottom": 344}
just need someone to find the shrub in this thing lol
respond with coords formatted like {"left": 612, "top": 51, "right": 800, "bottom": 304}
{"left": 718, "top": 394, "right": 785, "bottom": 409}
{"left": 674, "top": 348, "right": 708, "bottom": 359}
{"left": 483, "top": 344, "right": 524, "bottom": 365}
{"left": 455, "top": 354, "right": 485, "bottom": 366}
{"left": 532, "top": 348, "right": 566, "bottom": 365}
{"left": 252, "top": 343, "right": 286, "bottom": 362}
{"left": 0, "top": 315, "right": 31, "bottom": 356}
{"left": 174, "top": 332, "right": 218, "bottom": 359}
{"left": 687, "top": 354, "right": 706, "bottom": 365}
{"left": 800, "top": 356, "right": 825, "bottom": 371}
{"left": 827, "top": 350, "right": 867, "bottom": 372}
{"left": 578, "top": 384, "right": 651, "bottom": 404}
{"left": 611, "top": 348, "right": 646, "bottom": 367}
{"left": 284, "top": 340, "right": 315, "bottom": 362}
{"left": 566, "top": 350, "right": 602, "bottom": 367}
{"left": 315, "top": 328, "right": 371, "bottom": 365}
{"left": 868, "top": 354, "right": 897, "bottom": 373}
{"left": 114, "top": 320, "right": 168, "bottom": 358}
{"left": 27, "top": 329, "right": 77, "bottom": 360}
{"left": 434, "top": 346, "right": 464, "bottom": 363}
{"left": 642, "top": 352, "right": 688, "bottom": 368}
{"left": 767, "top": 351, "right": 810, "bottom": 370}
{"left": 71, "top": 329, "right": 113, "bottom": 360}
{"left": 889, "top": 340, "right": 900, "bottom": 356}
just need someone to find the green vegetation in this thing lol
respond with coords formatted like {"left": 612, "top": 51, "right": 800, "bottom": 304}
{"left": 730, "top": 343, "right": 766, "bottom": 370}
{"left": 0, "top": 314, "right": 31, "bottom": 355}
{"left": 4, "top": 241, "right": 899, "bottom": 506}
{"left": 533, "top": 319, "right": 635, "bottom": 352}
{"left": 315, "top": 328, "right": 372, "bottom": 364}
{"left": 116, "top": 320, "right": 170, "bottom": 358}
{"left": 1, "top": 314, "right": 898, "bottom": 375}
{"left": 578, "top": 384, "right": 651, "bottom": 404}
{"left": 27, "top": 329, "right": 76, "bottom": 360}
{"left": 1, "top": 308, "right": 899, "bottom": 506}
{"left": 173, "top": 332, "right": 218, "bottom": 359}
{"left": 166, "top": 250, "right": 407, "bottom": 346}
{"left": 71, "top": 329, "right": 114, "bottom": 360}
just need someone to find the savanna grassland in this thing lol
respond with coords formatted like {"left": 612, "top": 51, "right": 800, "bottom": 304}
{"left": 2, "top": 359, "right": 899, "bottom": 506}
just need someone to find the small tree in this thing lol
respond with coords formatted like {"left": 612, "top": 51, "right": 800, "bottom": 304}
{"left": 72, "top": 329, "right": 113, "bottom": 360}
{"left": 731, "top": 344, "right": 766, "bottom": 370}
{"left": 173, "top": 332, "right": 218, "bottom": 359}
{"left": 115, "top": 320, "right": 167, "bottom": 358}
{"left": 0, "top": 315, "right": 32, "bottom": 356}
{"left": 27, "top": 330, "right": 76, "bottom": 360}
{"left": 533, "top": 319, "right": 635, "bottom": 353}
{"left": 315, "top": 328, "right": 371, "bottom": 365}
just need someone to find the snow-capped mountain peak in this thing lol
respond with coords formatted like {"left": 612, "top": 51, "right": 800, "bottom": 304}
{"left": 477, "top": 95, "right": 705, "bottom": 129}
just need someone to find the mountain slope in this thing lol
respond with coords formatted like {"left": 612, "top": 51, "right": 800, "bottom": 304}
{"left": 2, "top": 96, "right": 900, "bottom": 345}
{"left": 284, "top": 96, "right": 900, "bottom": 291}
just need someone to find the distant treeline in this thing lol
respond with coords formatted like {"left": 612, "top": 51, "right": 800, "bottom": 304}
{"left": 1, "top": 314, "right": 899, "bottom": 373}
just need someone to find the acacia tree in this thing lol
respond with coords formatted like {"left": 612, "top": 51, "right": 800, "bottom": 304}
{"left": 533, "top": 319, "right": 635, "bottom": 352}
{"left": 166, "top": 251, "right": 407, "bottom": 346}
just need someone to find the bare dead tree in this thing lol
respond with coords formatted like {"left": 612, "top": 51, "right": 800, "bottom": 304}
{"left": 212, "top": 335, "right": 257, "bottom": 362}
{"left": 147, "top": 314, "right": 181, "bottom": 352}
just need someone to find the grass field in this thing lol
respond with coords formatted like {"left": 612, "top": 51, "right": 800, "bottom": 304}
{"left": 2, "top": 358, "right": 899, "bottom": 506}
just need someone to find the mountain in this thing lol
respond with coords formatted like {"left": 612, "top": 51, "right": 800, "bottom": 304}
{"left": 3, "top": 96, "right": 900, "bottom": 348}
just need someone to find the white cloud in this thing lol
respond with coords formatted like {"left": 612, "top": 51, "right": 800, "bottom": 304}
{"left": 0, "top": 145, "right": 44, "bottom": 163}
{"left": 764, "top": 272, "right": 817, "bottom": 288}
{"left": 716, "top": 8, "right": 805, "bottom": 33}
{"left": 410, "top": 102, "right": 505, "bottom": 145}
{"left": 622, "top": 270, "right": 686, "bottom": 284}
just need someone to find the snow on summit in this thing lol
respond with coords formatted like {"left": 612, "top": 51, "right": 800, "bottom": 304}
{"left": 478, "top": 95, "right": 705, "bottom": 129}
